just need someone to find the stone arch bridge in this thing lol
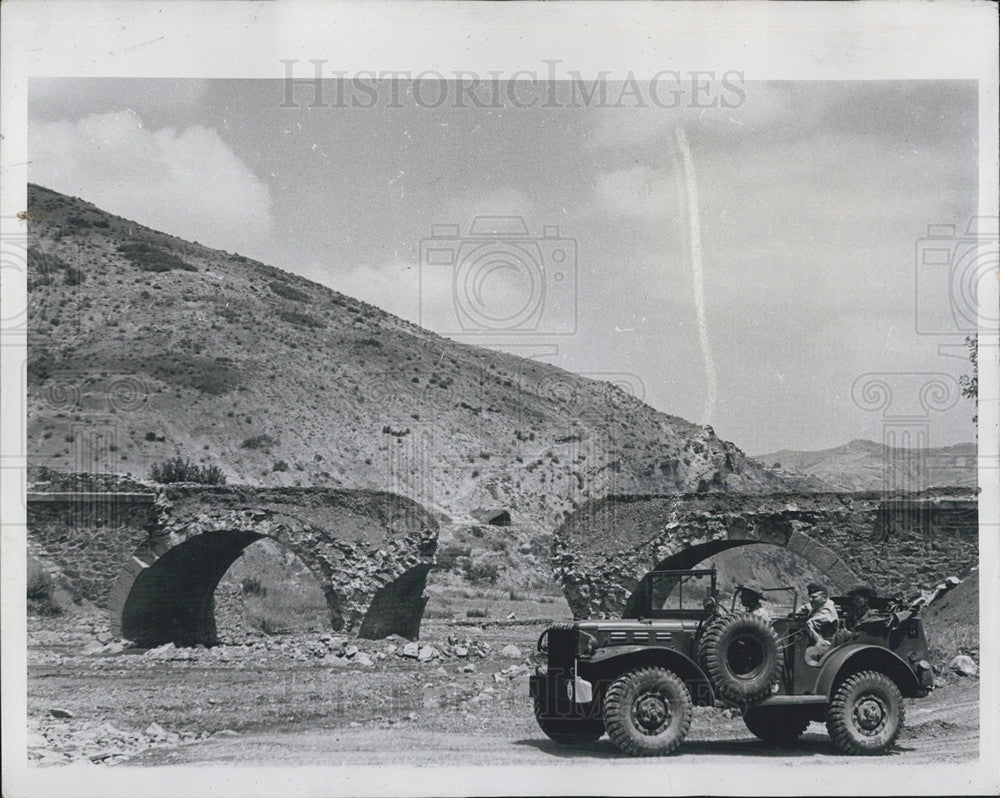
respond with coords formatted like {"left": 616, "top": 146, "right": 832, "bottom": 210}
{"left": 553, "top": 489, "right": 977, "bottom": 619}
{"left": 27, "top": 480, "right": 438, "bottom": 646}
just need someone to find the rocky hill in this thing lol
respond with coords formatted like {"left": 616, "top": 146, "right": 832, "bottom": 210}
{"left": 751, "top": 439, "right": 977, "bottom": 492}
{"left": 25, "top": 184, "right": 804, "bottom": 570}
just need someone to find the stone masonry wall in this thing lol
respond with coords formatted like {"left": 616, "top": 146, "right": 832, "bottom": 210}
{"left": 27, "top": 475, "right": 439, "bottom": 644}
{"left": 554, "top": 489, "right": 978, "bottom": 619}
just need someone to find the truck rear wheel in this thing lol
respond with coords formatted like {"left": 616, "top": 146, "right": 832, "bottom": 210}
{"left": 533, "top": 696, "right": 604, "bottom": 744}
{"left": 604, "top": 667, "right": 692, "bottom": 756}
{"left": 826, "top": 670, "right": 904, "bottom": 755}
{"left": 743, "top": 707, "right": 810, "bottom": 746}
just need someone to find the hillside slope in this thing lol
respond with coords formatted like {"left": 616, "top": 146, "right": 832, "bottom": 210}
{"left": 25, "top": 184, "right": 802, "bottom": 556}
{"left": 751, "top": 439, "right": 977, "bottom": 492}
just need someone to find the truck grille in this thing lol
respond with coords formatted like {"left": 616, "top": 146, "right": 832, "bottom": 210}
{"left": 546, "top": 627, "right": 577, "bottom": 673}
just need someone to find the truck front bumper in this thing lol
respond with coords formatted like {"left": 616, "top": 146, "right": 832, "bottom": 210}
{"left": 530, "top": 668, "right": 594, "bottom": 705}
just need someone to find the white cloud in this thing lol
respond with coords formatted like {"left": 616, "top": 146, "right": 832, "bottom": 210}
{"left": 29, "top": 110, "right": 273, "bottom": 254}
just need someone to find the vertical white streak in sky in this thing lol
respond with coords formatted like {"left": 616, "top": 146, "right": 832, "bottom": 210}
{"left": 674, "top": 126, "right": 716, "bottom": 425}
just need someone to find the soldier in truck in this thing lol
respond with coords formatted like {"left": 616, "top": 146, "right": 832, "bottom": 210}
{"left": 738, "top": 586, "right": 771, "bottom": 623}
{"left": 798, "top": 582, "right": 839, "bottom": 644}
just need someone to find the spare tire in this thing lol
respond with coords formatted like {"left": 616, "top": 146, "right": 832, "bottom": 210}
{"left": 699, "top": 612, "right": 781, "bottom": 703}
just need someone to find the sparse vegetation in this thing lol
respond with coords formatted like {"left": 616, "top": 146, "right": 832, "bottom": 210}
{"left": 436, "top": 543, "right": 472, "bottom": 572}
{"left": 217, "top": 540, "right": 329, "bottom": 636}
{"left": 117, "top": 241, "right": 197, "bottom": 273}
{"left": 269, "top": 280, "right": 310, "bottom": 303}
{"left": 64, "top": 267, "right": 86, "bottom": 286}
{"left": 150, "top": 457, "right": 227, "bottom": 485}
{"left": 277, "top": 308, "right": 325, "bottom": 329}
{"left": 241, "top": 434, "right": 279, "bottom": 451}
{"left": 27, "top": 562, "right": 63, "bottom": 617}
{"left": 463, "top": 559, "right": 501, "bottom": 585}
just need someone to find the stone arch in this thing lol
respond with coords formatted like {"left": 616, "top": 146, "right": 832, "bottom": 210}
{"left": 645, "top": 532, "right": 858, "bottom": 589}
{"left": 551, "top": 490, "right": 976, "bottom": 619}
{"left": 621, "top": 535, "right": 859, "bottom": 618}
{"left": 107, "top": 485, "right": 438, "bottom": 646}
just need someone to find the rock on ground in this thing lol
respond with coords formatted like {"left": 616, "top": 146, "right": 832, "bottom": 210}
{"left": 949, "top": 654, "right": 978, "bottom": 677}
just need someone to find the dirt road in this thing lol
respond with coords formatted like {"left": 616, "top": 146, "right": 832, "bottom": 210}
{"left": 124, "top": 708, "right": 980, "bottom": 768}
{"left": 27, "top": 614, "right": 980, "bottom": 770}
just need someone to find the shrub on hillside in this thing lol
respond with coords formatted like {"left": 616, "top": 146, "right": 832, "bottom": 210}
{"left": 277, "top": 308, "right": 326, "bottom": 329}
{"left": 269, "top": 280, "right": 310, "bottom": 303}
{"left": 117, "top": 241, "right": 197, "bottom": 273}
{"left": 26, "top": 247, "right": 73, "bottom": 289}
{"left": 27, "top": 562, "right": 63, "bottom": 617}
{"left": 463, "top": 558, "right": 500, "bottom": 585}
{"left": 241, "top": 434, "right": 278, "bottom": 451}
{"left": 64, "top": 267, "right": 86, "bottom": 286}
{"left": 436, "top": 543, "right": 472, "bottom": 571}
{"left": 150, "top": 457, "right": 227, "bottom": 485}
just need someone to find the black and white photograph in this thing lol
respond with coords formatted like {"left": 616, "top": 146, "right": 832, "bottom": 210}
{"left": 2, "top": 2, "right": 998, "bottom": 795}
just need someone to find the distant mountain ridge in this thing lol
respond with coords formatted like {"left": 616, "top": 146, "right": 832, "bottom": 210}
{"left": 751, "top": 439, "right": 977, "bottom": 492}
{"left": 25, "top": 184, "right": 806, "bottom": 550}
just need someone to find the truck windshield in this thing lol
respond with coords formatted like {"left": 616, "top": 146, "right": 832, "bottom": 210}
{"left": 649, "top": 572, "right": 712, "bottom": 612}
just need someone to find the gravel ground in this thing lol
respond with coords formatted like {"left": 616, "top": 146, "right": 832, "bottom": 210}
{"left": 25, "top": 610, "right": 981, "bottom": 769}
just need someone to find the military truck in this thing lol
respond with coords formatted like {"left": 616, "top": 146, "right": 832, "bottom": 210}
{"left": 530, "top": 569, "right": 936, "bottom": 756}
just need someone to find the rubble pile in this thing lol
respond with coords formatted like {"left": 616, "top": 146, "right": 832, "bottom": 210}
{"left": 28, "top": 716, "right": 225, "bottom": 766}
{"left": 28, "top": 620, "right": 534, "bottom": 673}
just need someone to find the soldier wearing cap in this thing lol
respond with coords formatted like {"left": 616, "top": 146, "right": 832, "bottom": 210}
{"left": 845, "top": 586, "right": 879, "bottom": 629}
{"left": 798, "top": 582, "right": 839, "bottom": 644}
{"left": 738, "top": 586, "right": 772, "bottom": 623}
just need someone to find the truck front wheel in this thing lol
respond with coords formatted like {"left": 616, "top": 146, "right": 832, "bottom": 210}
{"left": 604, "top": 667, "right": 693, "bottom": 756}
{"left": 826, "top": 670, "right": 904, "bottom": 755}
{"left": 533, "top": 696, "right": 605, "bottom": 744}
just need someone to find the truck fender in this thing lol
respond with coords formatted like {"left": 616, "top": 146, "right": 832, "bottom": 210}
{"left": 813, "top": 643, "right": 922, "bottom": 698}
{"left": 585, "top": 645, "right": 716, "bottom": 706}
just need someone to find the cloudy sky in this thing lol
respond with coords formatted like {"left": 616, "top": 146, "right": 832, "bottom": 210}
{"left": 28, "top": 78, "right": 979, "bottom": 454}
